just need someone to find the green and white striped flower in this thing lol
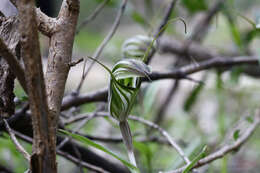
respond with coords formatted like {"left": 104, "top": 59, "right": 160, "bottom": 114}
{"left": 86, "top": 34, "right": 155, "bottom": 170}
{"left": 108, "top": 58, "right": 151, "bottom": 122}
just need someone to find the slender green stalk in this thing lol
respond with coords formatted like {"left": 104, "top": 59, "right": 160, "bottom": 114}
{"left": 119, "top": 121, "right": 137, "bottom": 168}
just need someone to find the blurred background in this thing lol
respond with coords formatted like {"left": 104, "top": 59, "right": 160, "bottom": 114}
{"left": 1, "top": 0, "right": 260, "bottom": 172}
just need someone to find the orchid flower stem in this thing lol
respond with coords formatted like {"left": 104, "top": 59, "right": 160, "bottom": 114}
{"left": 119, "top": 121, "right": 138, "bottom": 172}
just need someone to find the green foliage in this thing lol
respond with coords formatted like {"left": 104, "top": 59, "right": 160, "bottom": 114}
{"left": 216, "top": 72, "right": 227, "bottom": 137}
{"left": 229, "top": 67, "right": 243, "bottom": 85}
{"left": 80, "top": 103, "right": 97, "bottom": 113}
{"left": 0, "top": 133, "right": 29, "bottom": 172}
{"left": 183, "top": 146, "right": 207, "bottom": 173}
{"left": 233, "top": 129, "right": 240, "bottom": 141}
{"left": 131, "top": 11, "right": 149, "bottom": 28}
{"left": 246, "top": 116, "right": 254, "bottom": 124}
{"left": 182, "top": 0, "right": 208, "bottom": 13}
{"left": 59, "top": 129, "right": 138, "bottom": 171}
{"left": 14, "top": 85, "right": 27, "bottom": 101}
{"left": 75, "top": 30, "right": 104, "bottom": 52}
{"left": 133, "top": 141, "right": 153, "bottom": 172}
{"left": 93, "top": 0, "right": 119, "bottom": 7}
{"left": 184, "top": 82, "right": 204, "bottom": 112}
{"left": 242, "top": 29, "right": 260, "bottom": 46}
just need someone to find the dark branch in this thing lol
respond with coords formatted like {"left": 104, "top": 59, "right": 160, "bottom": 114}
{"left": 61, "top": 56, "right": 258, "bottom": 110}
{"left": 0, "top": 112, "right": 130, "bottom": 173}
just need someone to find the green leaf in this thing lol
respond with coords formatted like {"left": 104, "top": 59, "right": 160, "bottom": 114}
{"left": 133, "top": 141, "right": 153, "bottom": 172}
{"left": 242, "top": 29, "right": 260, "bottom": 46}
{"left": 230, "top": 67, "right": 243, "bottom": 85}
{"left": 229, "top": 22, "right": 243, "bottom": 49}
{"left": 222, "top": 8, "right": 243, "bottom": 51}
{"left": 20, "top": 96, "right": 28, "bottom": 101}
{"left": 246, "top": 116, "right": 254, "bottom": 124}
{"left": 59, "top": 129, "right": 138, "bottom": 171}
{"left": 183, "top": 146, "right": 207, "bottom": 173}
{"left": 182, "top": 0, "right": 207, "bottom": 13}
{"left": 131, "top": 11, "right": 148, "bottom": 27}
{"left": 14, "top": 86, "right": 28, "bottom": 101}
{"left": 233, "top": 129, "right": 240, "bottom": 141}
{"left": 94, "top": 0, "right": 118, "bottom": 7}
{"left": 184, "top": 82, "right": 204, "bottom": 112}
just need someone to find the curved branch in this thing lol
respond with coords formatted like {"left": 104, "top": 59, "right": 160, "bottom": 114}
{"left": 9, "top": 0, "right": 57, "bottom": 36}
{"left": 61, "top": 56, "right": 258, "bottom": 110}
{"left": 165, "top": 110, "right": 260, "bottom": 173}
{"left": 62, "top": 111, "right": 190, "bottom": 164}
{"left": 148, "top": 56, "right": 258, "bottom": 80}
{"left": 3, "top": 119, "right": 30, "bottom": 162}
{"left": 36, "top": 8, "right": 57, "bottom": 37}
{"left": 0, "top": 112, "right": 130, "bottom": 173}
{"left": 61, "top": 87, "right": 108, "bottom": 110}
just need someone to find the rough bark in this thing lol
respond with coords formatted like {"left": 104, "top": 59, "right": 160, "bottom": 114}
{"left": 45, "top": 0, "right": 80, "bottom": 119}
{"left": 17, "top": 0, "right": 56, "bottom": 172}
{"left": 0, "top": 16, "right": 20, "bottom": 118}
{"left": 44, "top": 2, "right": 80, "bottom": 171}
{"left": 0, "top": 113, "right": 130, "bottom": 173}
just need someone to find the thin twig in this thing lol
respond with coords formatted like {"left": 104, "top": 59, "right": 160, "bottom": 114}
{"left": 63, "top": 112, "right": 190, "bottom": 164}
{"left": 72, "top": 132, "right": 174, "bottom": 146}
{"left": 163, "top": 110, "right": 260, "bottom": 173}
{"left": 76, "top": 0, "right": 128, "bottom": 93}
{"left": 57, "top": 150, "right": 109, "bottom": 173}
{"left": 63, "top": 112, "right": 99, "bottom": 125}
{"left": 3, "top": 119, "right": 30, "bottom": 162}
{"left": 188, "top": 0, "right": 225, "bottom": 43}
{"left": 61, "top": 55, "right": 258, "bottom": 110}
{"left": 69, "top": 58, "right": 84, "bottom": 68}
{"left": 153, "top": 0, "right": 179, "bottom": 37}
{"left": 128, "top": 115, "right": 191, "bottom": 164}
{"left": 57, "top": 112, "right": 97, "bottom": 150}
{"left": 146, "top": 0, "right": 179, "bottom": 63}
{"left": 76, "top": 0, "right": 110, "bottom": 34}
{"left": 151, "top": 0, "right": 224, "bottom": 134}
{"left": 58, "top": 104, "right": 105, "bottom": 150}
{"left": 12, "top": 131, "right": 109, "bottom": 173}
{"left": 148, "top": 56, "right": 258, "bottom": 81}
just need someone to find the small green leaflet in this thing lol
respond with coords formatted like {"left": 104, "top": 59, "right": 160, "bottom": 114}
{"left": 131, "top": 11, "right": 148, "bottom": 28}
{"left": 246, "top": 116, "right": 254, "bottom": 124}
{"left": 183, "top": 146, "right": 207, "bottom": 173}
{"left": 233, "top": 129, "right": 240, "bottom": 141}
{"left": 58, "top": 129, "right": 138, "bottom": 171}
